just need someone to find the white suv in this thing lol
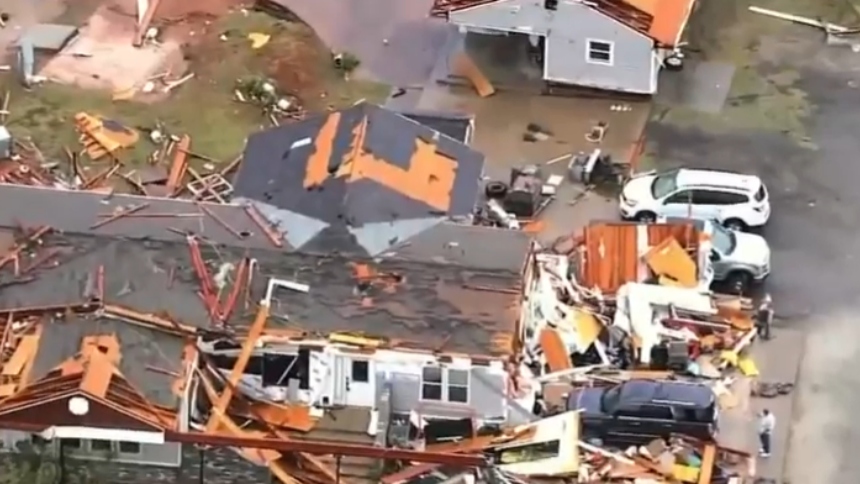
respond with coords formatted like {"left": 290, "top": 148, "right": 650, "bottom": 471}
{"left": 618, "top": 168, "right": 770, "bottom": 231}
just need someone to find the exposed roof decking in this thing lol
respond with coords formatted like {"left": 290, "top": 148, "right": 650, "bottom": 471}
{"left": 235, "top": 103, "right": 485, "bottom": 255}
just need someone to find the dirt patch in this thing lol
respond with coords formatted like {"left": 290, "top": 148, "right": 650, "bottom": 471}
{"left": 0, "top": 10, "right": 389, "bottom": 167}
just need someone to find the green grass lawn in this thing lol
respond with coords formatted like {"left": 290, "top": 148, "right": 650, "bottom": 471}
{"left": 0, "top": 12, "right": 389, "bottom": 169}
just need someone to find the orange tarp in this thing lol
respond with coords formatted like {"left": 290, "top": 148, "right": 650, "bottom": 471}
{"left": 539, "top": 328, "right": 572, "bottom": 372}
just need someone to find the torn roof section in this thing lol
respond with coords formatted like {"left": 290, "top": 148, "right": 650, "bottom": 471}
{"left": 0, "top": 184, "right": 533, "bottom": 355}
{"left": 431, "top": 0, "right": 696, "bottom": 47}
{"left": 235, "top": 102, "right": 485, "bottom": 255}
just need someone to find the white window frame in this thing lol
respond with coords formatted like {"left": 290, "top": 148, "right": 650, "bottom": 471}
{"left": 446, "top": 368, "right": 470, "bottom": 404}
{"left": 586, "top": 39, "right": 614, "bottom": 66}
{"left": 420, "top": 367, "right": 470, "bottom": 404}
{"left": 420, "top": 366, "right": 444, "bottom": 401}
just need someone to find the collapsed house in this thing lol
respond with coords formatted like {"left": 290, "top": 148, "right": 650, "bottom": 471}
{"left": 0, "top": 184, "right": 538, "bottom": 483}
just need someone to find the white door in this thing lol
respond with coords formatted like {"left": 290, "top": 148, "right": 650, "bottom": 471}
{"left": 331, "top": 357, "right": 348, "bottom": 406}
{"left": 345, "top": 358, "right": 375, "bottom": 407}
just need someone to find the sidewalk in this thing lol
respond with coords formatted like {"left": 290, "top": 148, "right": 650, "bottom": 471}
{"left": 717, "top": 327, "right": 805, "bottom": 481}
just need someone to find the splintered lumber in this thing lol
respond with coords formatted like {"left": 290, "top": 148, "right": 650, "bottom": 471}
{"left": 166, "top": 135, "right": 190, "bottom": 192}
{"left": 748, "top": 6, "right": 849, "bottom": 32}
{"left": 205, "top": 304, "right": 270, "bottom": 432}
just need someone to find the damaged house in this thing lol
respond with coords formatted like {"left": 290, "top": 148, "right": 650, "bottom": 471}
{"left": 0, "top": 184, "right": 537, "bottom": 483}
{"left": 432, "top": 0, "right": 697, "bottom": 94}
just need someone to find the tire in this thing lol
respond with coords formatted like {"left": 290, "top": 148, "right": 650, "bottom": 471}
{"left": 723, "top": 218, "right": 747, "bottom": 232}
{"left": 635, "top": 211, "right": 656, "bottom": 223}
{"left": 665, "top": 56, "right": 684, "bottom": 71}
{"left": 725, "top": 271, "right": 752, "bottom": 295}
{"left": 485, "top": 181, "right": 508, "bottom": 199}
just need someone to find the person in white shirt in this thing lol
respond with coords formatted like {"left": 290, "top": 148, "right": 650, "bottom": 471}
{"left": 758, "top": 409, "right": 776, "bottom": 457}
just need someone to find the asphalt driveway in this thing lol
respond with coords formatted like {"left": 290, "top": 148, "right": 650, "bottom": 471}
{"left": 647, "top": 2, "right": 860, "bottom": 481}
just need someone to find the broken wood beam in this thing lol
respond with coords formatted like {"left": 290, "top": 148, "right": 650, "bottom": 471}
{"left": 197, "top": 203, "right": 245, "bottom": 239}
{"left": 166, "top": 134, "right": 190, "bottom": 192}
{"left": 244, "top": 204, "right": 283, "bottom": 247}
{"left": 89, "top": 203, "right": 151, "bottom": 229}
{"left": 205, "top": 304, "right": 270, "bottom": 433}
{"left": 0, "top": 225, "right": 52, "bottom": 272}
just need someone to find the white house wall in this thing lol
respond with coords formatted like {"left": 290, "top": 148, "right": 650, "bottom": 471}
{"left": 450, "top": 0, "right": 656, "bottom": 93}
{"left": 448, "top": 0, "right": 551, "bottom": 35}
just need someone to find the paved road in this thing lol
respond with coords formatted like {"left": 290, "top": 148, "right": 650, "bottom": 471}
{"left": 648, "top": 26, "right": 860, "bottom": 483}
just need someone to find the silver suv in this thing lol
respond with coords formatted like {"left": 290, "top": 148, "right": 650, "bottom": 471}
{"left": 660, "top": 216, "right": 771, "bottom": 293}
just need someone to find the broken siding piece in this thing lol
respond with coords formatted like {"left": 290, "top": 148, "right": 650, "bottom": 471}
{"left": 539, "top": 328, "right": 572, "bottom": 372}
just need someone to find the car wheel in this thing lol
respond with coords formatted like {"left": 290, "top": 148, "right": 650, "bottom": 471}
{"left": 723, "top": 218, "right": 747, "bottom": 232}
{"left": 725, "top": 271, "right": 752, "bottom": 295}
{"left": 635, "top": 211, "right": 656, "bottom": 223}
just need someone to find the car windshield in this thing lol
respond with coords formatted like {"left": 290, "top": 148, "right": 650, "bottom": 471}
{"left": 711, "top": 222, "right": 737, "bottom": 254}
{"left": 600, "top": 386, "right": 622, "bottom": 412}
{"left": 650, "top": 171, "right": 679, "bottom": 199}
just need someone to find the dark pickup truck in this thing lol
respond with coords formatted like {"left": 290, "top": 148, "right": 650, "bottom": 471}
{"left": 567, "top": 380, "right": 718, "bottom": 447}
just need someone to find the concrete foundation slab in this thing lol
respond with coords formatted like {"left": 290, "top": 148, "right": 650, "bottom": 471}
{"left": 39, "top": 7, "right": 184, "bottom": 91}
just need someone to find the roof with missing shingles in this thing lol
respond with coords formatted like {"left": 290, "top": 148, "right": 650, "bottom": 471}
{"left": 0, "top": 185, "right": 532, "bottom": 356}
{"left": 234, "top": 103, "right": 485, "bottom": 255}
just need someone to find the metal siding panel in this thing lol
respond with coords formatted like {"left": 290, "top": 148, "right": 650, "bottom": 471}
{"left": 389, "top": 372, "right": 421, "bottom": 414}
{"left": 545, "top": 2, "right": 655, "bottom": 93}
{"left": 469, "top": 367, "right": 506, "bottom": 420}
{"left": 449, "top": 0, "right": 551, "bottom": 34}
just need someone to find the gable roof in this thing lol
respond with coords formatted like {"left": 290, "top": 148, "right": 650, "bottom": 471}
{"left": 235, "top": 103, "right": 485, "bottom": 255}
{"left": 431, "top": 0, "right": 695, "bottom": 47}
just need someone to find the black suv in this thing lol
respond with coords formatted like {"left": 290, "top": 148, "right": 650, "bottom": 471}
{"left": 567, "top": 380, "right": 718, "bottom": 446}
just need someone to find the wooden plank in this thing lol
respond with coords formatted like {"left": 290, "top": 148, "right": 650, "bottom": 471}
{"left": 697, "top": 443, "right": 717, "bottom": 484}
{"left": 166, "top": 135, "right": 190, "bottom": 192}
{"left": 205, "top": 305, "right": 269, "bottom": 432}
{"left": 452, "top": 53, "right": 495, "bottom": 97}
{"left": 2, "top": 335, "right": 39, "bottom": 376}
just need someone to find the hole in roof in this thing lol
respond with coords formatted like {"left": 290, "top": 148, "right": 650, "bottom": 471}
{"left": 239, "top": 231, "right": 251, "bottom": 238}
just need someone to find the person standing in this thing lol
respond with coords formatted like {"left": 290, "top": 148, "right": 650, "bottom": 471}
{"left": 758, "top": 409, "right": 776, "bottom": 457}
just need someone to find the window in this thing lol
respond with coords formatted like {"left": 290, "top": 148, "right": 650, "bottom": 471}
{"left": 447, "top": 369, "right": 469, "bottom": 403}
{"left": 651, "top": 171, "right": 679, "bottom": 198}
{"left": 710, "top": 223, "right": 736, "bottom": 254}
{"left": 587, "top": 40, "right": 613, "bottom": 65}
{"left": 638, "top": 405, "right": 674, "bottom": 420}
{"left": 755, "top": 185, "right": 767, "bottom": 202}
{"left": 118, "top": 441, "right": 141, "bottom": 454}
{"left": 62, "top": 439, "right": 82, "bottom": 450}
{"left": 710, "top": 191, "right": 748, "bottom": 205}
{"left": 664, "top": 190, "right": 692, "bottom": 204}
{"left": 421, "top": 367, "right": 443, "bottom": 401}
{"left": 351, "top": 360, "right": 369, "bottom": 383}
{"left": 421, "top": 367, "right": 469, "bottom": 403}
{"left": 90, "top": 440, "right": 112, "bottom": 452}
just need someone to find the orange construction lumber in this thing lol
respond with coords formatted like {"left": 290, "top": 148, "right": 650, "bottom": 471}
{"left": 197, "top": 372, "right": 303, "bottom": 484}
{"left": 539, "top": 328, "right": 572, "bottom": 372}
{"left": 166, "top": 135, "right": 191, "bottom": 192}
{"left": 697, "top": 443, "right": 716, "bottom": 484}
{"left": 2, "top": 334, "right": 39, "bottom": 376}
{"left": 205, "top": 304, "right": 270, "bottom": 432}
